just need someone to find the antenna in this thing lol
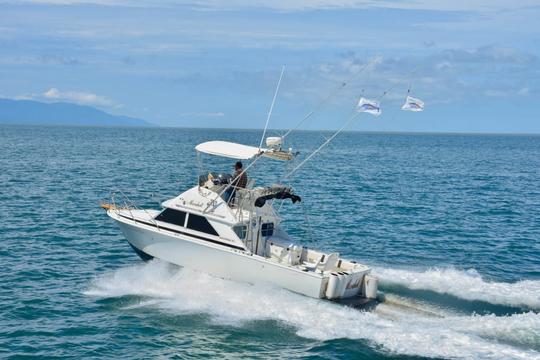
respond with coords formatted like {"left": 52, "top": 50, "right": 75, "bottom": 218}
{"left": 259, "top": 65, "right": 285, "bottom": 151}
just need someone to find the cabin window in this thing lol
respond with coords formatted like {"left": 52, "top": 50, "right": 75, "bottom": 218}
{"left": 155, "top": 208, "right": 186, "bottom": 227}
{"left": 187, "top": 213, "right": 219, "bottom": 236}
{"left": 261, "top": 222, "right": 274, "bottom": 237}
{"left": 233, "top": 225, "right": 247, "bottom": 239}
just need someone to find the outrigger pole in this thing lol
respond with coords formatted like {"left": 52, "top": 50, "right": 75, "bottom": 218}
{"left": 202, "top": 67, "right": 286, "bottom": 213}
{"left": 259, "top": 65, "right": 285, "bottom": 151}
{"left": 283, "top": 64, "right": 423, "bottom": 180}
{"left": 280, "top": 59, "right": 376, "bottom": 140}
{"left": 283, "top": 111, "right": 361, "bottom": 180}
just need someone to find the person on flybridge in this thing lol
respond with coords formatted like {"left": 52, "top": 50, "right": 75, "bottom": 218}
{"left": 224, "top": 161, "right": 248, "bottom": 204}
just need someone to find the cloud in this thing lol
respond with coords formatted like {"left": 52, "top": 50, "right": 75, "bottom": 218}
{"left": 274, "top": 44, "right": 539, "bottom": 108}
{"left": 39, "top": 54, "right": 81, "bottom": 65}
{"left": 2, "top": 0, "right": 536, "bottom": 56}
{"left": 14, "top": 88, "right": 121, "bottom": 108}
{"left": 0, "top": 55, "right": 82, "bottom": 66}
{"left": 42, "top": 88, "right": 119, "bottom": 107}
{"left": 1, "top": 0, "right": 134, "bottom": 5}
{"left": 4, "top": 0, "right": 539, "bottom": 12}
{"left": 485, "top": 87, "right": 530, "bottom": 97}
{"left": 436, "top": 46, "right": 537, "bottom": 65}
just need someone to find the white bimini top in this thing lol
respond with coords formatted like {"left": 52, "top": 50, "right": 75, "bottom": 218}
{"left": 195, "top": 140, "right": 293, "bottom": 161}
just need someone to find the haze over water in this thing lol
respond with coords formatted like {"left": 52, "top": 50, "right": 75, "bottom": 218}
{"left": 1, "top": 125, "right": 539, "bottom": 359}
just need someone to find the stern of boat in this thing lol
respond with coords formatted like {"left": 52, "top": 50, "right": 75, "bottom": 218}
{"left": 267, "top": 241, "right": 379, "bottom": 301}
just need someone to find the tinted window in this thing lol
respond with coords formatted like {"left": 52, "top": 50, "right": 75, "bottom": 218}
{"left": 187, "top": 214, "right": 219, "bottom": 236}
{"left": 155, "top": 208, "right": 186, "bottom": 227}
{"left": 261, "top": 223, "right": 274, "bottom": 237}
{"left": 233, "top": 225, "right": 247, "bottom": 239}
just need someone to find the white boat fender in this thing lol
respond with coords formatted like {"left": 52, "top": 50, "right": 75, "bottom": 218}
{"left": 363, "top": 275, "right": 378, "bottom": 299}
{"left": 325, "top": 273, "right": 341, "bottom": 299}
{"left": 336, "top": 271, "right": 349, "bottom": 298}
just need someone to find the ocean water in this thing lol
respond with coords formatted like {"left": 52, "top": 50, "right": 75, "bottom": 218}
{"left": 1, "top": 125, "right": 539, "bottom": 359}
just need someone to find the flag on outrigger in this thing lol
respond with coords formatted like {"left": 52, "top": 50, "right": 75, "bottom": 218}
{"left": 401, "top": 95, "right": 424, "bottom": 112}
{"left": 357, "top": 97, "right": 381, "bottom": 116}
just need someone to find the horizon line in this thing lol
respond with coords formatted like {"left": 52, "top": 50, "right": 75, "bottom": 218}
{"left": 1, "top": 123, "right": 540, "bottom": 136}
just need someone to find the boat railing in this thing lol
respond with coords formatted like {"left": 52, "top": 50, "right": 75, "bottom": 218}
{"left": 232, "top": 188, "right": 251, "bottom": 223}
{"left": 233, "top": 187, "right": 282, "bottom": 220}
{"left": 199, "top": 177, "right": 287, "bottom": 222}
{"left": 103, "top": 190, "right": 161, "bottom": 230}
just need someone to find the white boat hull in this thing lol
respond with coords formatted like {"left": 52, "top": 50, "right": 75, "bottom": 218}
{"left": 111, "top": 211, "right": 336, "bottom": 298}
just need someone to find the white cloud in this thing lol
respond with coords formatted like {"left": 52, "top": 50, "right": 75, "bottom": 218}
{"left": 281, "top": 44, "right": 538, "bottom": 108}
{"left": 13, "top": 88, "right": 121, "bottom": 108}
{"left": 5, "top": 0, "right": 539, "bottom": 12}
{"left": 200, "top": 0, "right": 540, "bottom": 12}
{"left": 485, "top": 87, "right": 530, "bottom": 98}
{"left": 42, "top": 87, "right": 119, "bottom": 107}
{"left": 436, "top": 61, "right": 453, "bottom": 70}
{"left": 2, "top": 0, "right": 134, "bottom": 5}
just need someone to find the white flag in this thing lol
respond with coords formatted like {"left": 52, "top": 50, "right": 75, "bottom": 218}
{"left": 357, "top": 97, "right": 381, "bottom": 116}
{"left": 401, "top": 96, "right": 424, "bottom": 112}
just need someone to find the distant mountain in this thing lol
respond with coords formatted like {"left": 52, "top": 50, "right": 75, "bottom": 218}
{"left": 0, "top": 98, "right": 154, "bottom": 127}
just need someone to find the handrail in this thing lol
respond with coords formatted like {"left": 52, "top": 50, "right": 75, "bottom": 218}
{"left": 109, "top": 190, "right": 161, "bottom": 230}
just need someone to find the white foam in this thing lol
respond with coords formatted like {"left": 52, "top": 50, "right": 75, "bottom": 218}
{"left": 85, "top": 261, "right": 540, "bottom": 359}
{"left": 374, "top": 266, "right": 540, "bottom": 309}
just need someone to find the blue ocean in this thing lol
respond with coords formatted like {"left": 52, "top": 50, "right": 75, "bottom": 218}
{"left": 1, "top": 125, "right": 539, "bottom": 359}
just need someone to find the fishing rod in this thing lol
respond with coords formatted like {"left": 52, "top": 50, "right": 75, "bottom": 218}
{"left": 281, "top": 58, "right": 378, "bottom": 140}
{"left": 282, "top": 64, "right": 422, "bottom": 181}
{"left": 377, "top": 64, "right": 421, "bottom": 102}
{"left": 283, "top": 110, "right": 361, "bottom": 180}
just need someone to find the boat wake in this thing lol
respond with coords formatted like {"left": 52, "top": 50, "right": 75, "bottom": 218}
{"left": 85, "top": 261, "right": 540, "bottom": 360}
{"left": 374, "top": 266, "right": 540, "bottom": 310}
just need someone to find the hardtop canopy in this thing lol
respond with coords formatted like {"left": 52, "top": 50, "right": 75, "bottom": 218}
{"left": 195, "top": 141, "right": 260, "bottom": 160}
{"left": 195, "top": 140, "right": 293, "bottom": 161}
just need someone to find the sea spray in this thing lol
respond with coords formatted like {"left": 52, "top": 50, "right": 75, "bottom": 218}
{"left": 374, "top": 266, "right": 540, "bottom": 309}
{"left": 86, "top": 261, "right": 540, "bottom": 359}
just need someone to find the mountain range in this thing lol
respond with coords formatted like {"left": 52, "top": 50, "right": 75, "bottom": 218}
{"left": 0, "top": 98, "right": 154, "bottom": 127}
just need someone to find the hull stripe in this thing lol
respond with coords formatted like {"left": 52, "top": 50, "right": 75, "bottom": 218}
{"left": 117, "top": 214, "right": 246, "bottom": 251}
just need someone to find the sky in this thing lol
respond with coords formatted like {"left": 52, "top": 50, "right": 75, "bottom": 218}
{"left": 0, "top": 0, "right": 539, "bottom": 132}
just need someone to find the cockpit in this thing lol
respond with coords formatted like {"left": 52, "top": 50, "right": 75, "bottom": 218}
{"left": 198, "top": 172, "right": 233, "bottom": 188}
{"left": 198, "top": 171, "right": 248, "bottom": 206}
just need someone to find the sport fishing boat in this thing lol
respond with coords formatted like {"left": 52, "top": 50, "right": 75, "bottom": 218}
{"left": 101, "top": 138, "right": 379, "bottom": 302}
{"left": 101, "top": 65, "right": 426, "bottom": 303}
